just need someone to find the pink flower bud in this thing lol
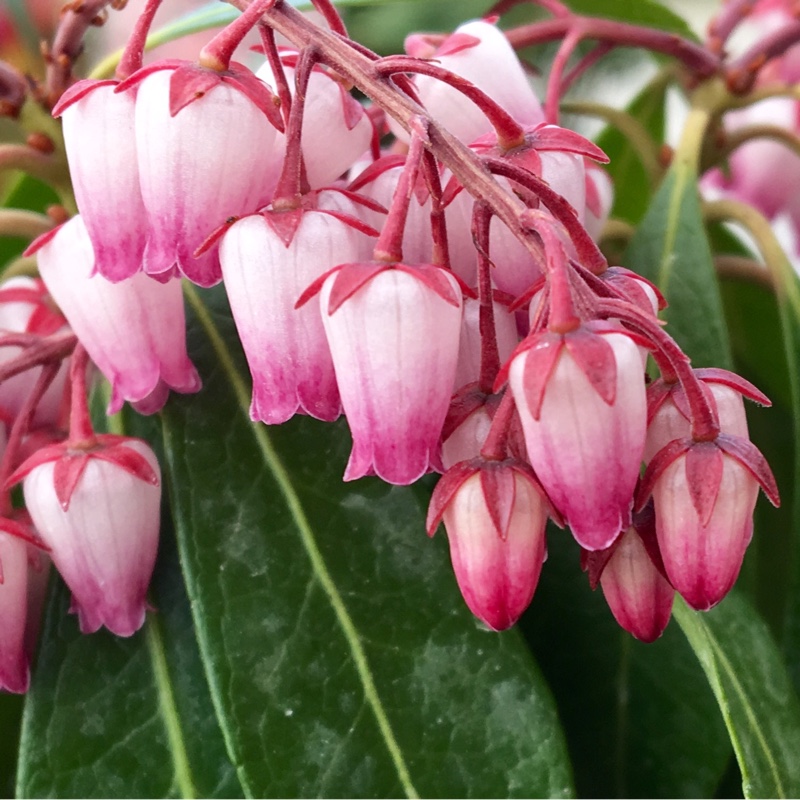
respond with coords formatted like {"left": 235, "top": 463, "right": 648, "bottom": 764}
{"left": 317, "top": 263, "right": 462, "bottom": 484}
{"left": 598, "top": 527, "right": 674, "bottom": 643}
{"left": 33, "top": 216, "right": 200, "bottom": 415}
{"left": 16, "top": 437, "right": 161, "bottom": 636}
{"left": 0, "top": 532, "right": 30, "bottom": 692}
{"left": 219, "top": 191, "right": 376, "bottom": 423}
{"left": 508, "top": 325, "right": 647, "bottom": 550}
{"left": 652, "top": 447, "right": 757, "bottom": 610}
{"left": 584, "top": 162, "right": 614, "bottom": 241}
{"left": 427, "top": 461, "right": 549, "bottom": 630}
{"left": 54, "top": 80, "right": 148, "bottom": 282}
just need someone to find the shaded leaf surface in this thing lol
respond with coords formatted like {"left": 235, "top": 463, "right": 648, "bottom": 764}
{"left": 160, "top": 285, "right": 573, "bottom": 798}
{"left": 624, "top": 168, "right": 732, "bottom": 370}
{"left": 521, "top": 529, "right": 730, "bottom": 799}
{"left": 15, "top": 519, "right": 240, "bottom": 798}
{"left": 675, "top": 595, "right": 800, "bottom": 799}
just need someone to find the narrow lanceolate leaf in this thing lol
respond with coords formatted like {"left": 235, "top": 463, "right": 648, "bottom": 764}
{"left": 675, "top": 594, "right": 800, "bottom": 798}
{"left": 15, "top": 516, "right": 241, "bottom": 798}
{"left": 624, "top": 169, "right": 733, "bottom": 370}
{"left": 161, "top": 284, "right": 573, "bottom": 798}
{"left": 521, "top": 530, "right": 731, "bottom": 799}
{"left": 563, "top": 0, "right": 698, "bottom": 40}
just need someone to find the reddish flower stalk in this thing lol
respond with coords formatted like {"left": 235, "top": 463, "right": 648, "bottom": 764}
{"left": 43, "top": 0, "right": 115, "bottom": 107}
{"left": 375, "top": 57, "right": 526, "bottom": 150}
{"left": 259, "top": 24, "right": 293, "bottom": 125}
{"left": 479, "top": 389, "right": 517, "bottom": 461}
{"left": 472, "top": 202, "right": 502, "bottom": 394}
{"left": 421, "top": 150, "right": 451, "bottom": 269}
{"left": 559, "top": 41, "right": 615, "bottom": 97}
{"left": 308, "top": 0, "right": 348, "bottom": 38}
{"left": 272, "top": 46, "right": 318, "bottom": 205}
{"left": 199, "top": 0, "right": 278, "bottom": 72}
{"left": 0, "top": 362, "right": 61, "bottom": 516}
{"left": 0, "top": 62, "right": 27, "bottom": 118}
{"left": 725, "top": 20, "right": 800, "bottom": 92}
{"left": 544, "top": 27, "right": 583, "bottom": 125}
{"left": 503, "top": 16, "right": 720, "bottom": 79}
{"left": 373, "top": 130, "right": 426, "bottom": 263}
{"left": 0, "top": 332, "right": 76, "bottom": 386}
{"left": 706, "top": 0, "right": 758, "bottom": 54}
{"left": 115, "top": 0, "right": 163, "bottom": 81}
{"left": 598, "top": 297, "right": 720, "bottom": 441}
{"left": 67, "top": 345, "right": 95, "bottom": 445}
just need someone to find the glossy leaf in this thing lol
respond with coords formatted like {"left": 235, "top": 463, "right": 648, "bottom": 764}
{"left": 563, "top": 0, "right": 697, "bottom": 40}
{"left": 521, "top": 529, "right": 731, "bottom": 799}
{"left": 675, "top": 595, "right": 800, "bottom": 798}
{"left": 624, "top": 167, "right": 733, "bottom": 370}
{"left": 159, "top": 284, "right": 574, "bottom": 798}
{"left": 15, "top": 511, "right": 241, "bottom": 798}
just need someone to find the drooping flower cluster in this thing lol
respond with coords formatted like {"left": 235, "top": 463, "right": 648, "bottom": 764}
{"left": 0, "top": 0, "right": 789, "bottom": 696}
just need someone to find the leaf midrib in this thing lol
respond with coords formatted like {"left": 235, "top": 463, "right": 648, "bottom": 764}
{"left": 181, "top": 284, "right": 419, "bottom": 799}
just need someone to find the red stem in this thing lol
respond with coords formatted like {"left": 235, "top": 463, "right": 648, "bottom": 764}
{"left": 200, "top": 0, "right": 277, "bottom": 72}
{"left": 545, "top": 27, "right": 583, "bottom": 125}
{"left": 0, "top": 332, "right": 76, "bottom": 385}
{"left": 309, "top": 0, "right": 348, "bottom": 37}
{"left": 598, "top": 298, "right": 719, "bottom": 439}
{"left": 67, "top": 345, "right": 95, "bottom": 445}
{"left": 422, "top": 150, "right": 450, "bottom": 268}
{"left": 706, "top": 0, "right": 757, "bottom": 54}
{"left": 488, "top": 0, "right": 571, "bottom": 18}
{"left": 259, "top": 24, "right": 293, "bottom": 126}
{"left": 725, "top": 20, "right": 800, "bottom": 92}
{"left": 560, "top": 41, "right": 614, "bottom": 96}
{"left": 375, "top": 57, "right": 526, "bottom": 150}
{"left": 116, "top": 0, "right": 163, "bottom": 81}
{"left": 472, "top": 203, "right": 502, "bottom": 393}
{"left": 373, "top": 131, "right": 426, "bottom": 262}
{"left": 480, "top": 389, "right": 517, "bottom": 461}
{"left": 0, "top": 362, "right": 60, "bottom": 515}
{"left": 504, "top": 17, "right": 720, "bottom": 79}
{"left": 483, "top": 155, "right": 607, "bottom": 274}
{"left": 272, "top": 46, "right": 316, "bottom": 204}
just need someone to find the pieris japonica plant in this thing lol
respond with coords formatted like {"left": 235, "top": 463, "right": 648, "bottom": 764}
{"left": 1, "top": 0, "right": 800, "bottom": 795}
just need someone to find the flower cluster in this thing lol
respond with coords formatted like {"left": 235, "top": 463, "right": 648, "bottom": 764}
{"left": 0, "top": 0, "right": 789, "bottom": 694}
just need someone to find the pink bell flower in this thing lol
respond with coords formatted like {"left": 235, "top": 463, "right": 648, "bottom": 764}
{"left": 302, "top": 262, "right": 462, "bottom": 484}
{"left": 0, "top": 531, "right": 30, "bottom": 692}
{"left": 427, "top": 459, "right": 551, "bottom": 630}
{"left": 639, "top": 434, "right": 779, "bottom": 610}
{"left": 507, "top": 323, "right": 647, "bottom": 550}
{"left": 117, "top": 60, "right": 283, "bottom": 286}
{"left": 30, "top": 216, "right": 200, "bottom": 415}
{"left": 53, "top": 80, "right": 148, "bottom": 282}
{"left": 219, "top": 190, "right": 378, "bottom": 424}
{"left": 10, "top": 436, "right": 161, "bottom": 636}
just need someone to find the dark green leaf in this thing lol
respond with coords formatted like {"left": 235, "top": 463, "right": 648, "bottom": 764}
{"left": 595, "top": 76, "right": 667, "bottom": 226}
{"left": 16, "top": 513, "right": 240, "bottom": 798}
{"left": 675, "top": 594, "right": 800, "bottom": 799}
{"left": 521, "top": 529, "right": 730, "bottom": 799}
{"left": 563, "top": 0, "right": 697, "bottom": 40}
{"left": 160, "top": 284, "right": 574, "bottom": 798}
{"left": 624, "top": 168, "right": 733, "bottom": 369}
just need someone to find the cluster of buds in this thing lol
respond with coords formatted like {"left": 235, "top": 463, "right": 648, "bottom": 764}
{"left": 0, "top": 0, "right": 790, "bottom": 695}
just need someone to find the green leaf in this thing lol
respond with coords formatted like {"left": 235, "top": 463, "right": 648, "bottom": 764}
{"left": 624, "top": 168, "right": 733, "bottom": 369}
{"left": 0, "top": 175, "right": 59, "bottom": 270}
{"left": 160, "top": 284, "right": 574, "bottom": 798}
{"left": 16, "top": 516, "right": 241, "bottom": 798}
{"left": 674, "top": 594, "right": 800, "bottom": 799}
{"left": 521, "top": 530, "right": 731, "bottom": 798}
{"left": 595, "top": 76, "right": 667, "bottom": 226}
{"left": 564, "top": 0, "right": 697, "bottom": 40}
